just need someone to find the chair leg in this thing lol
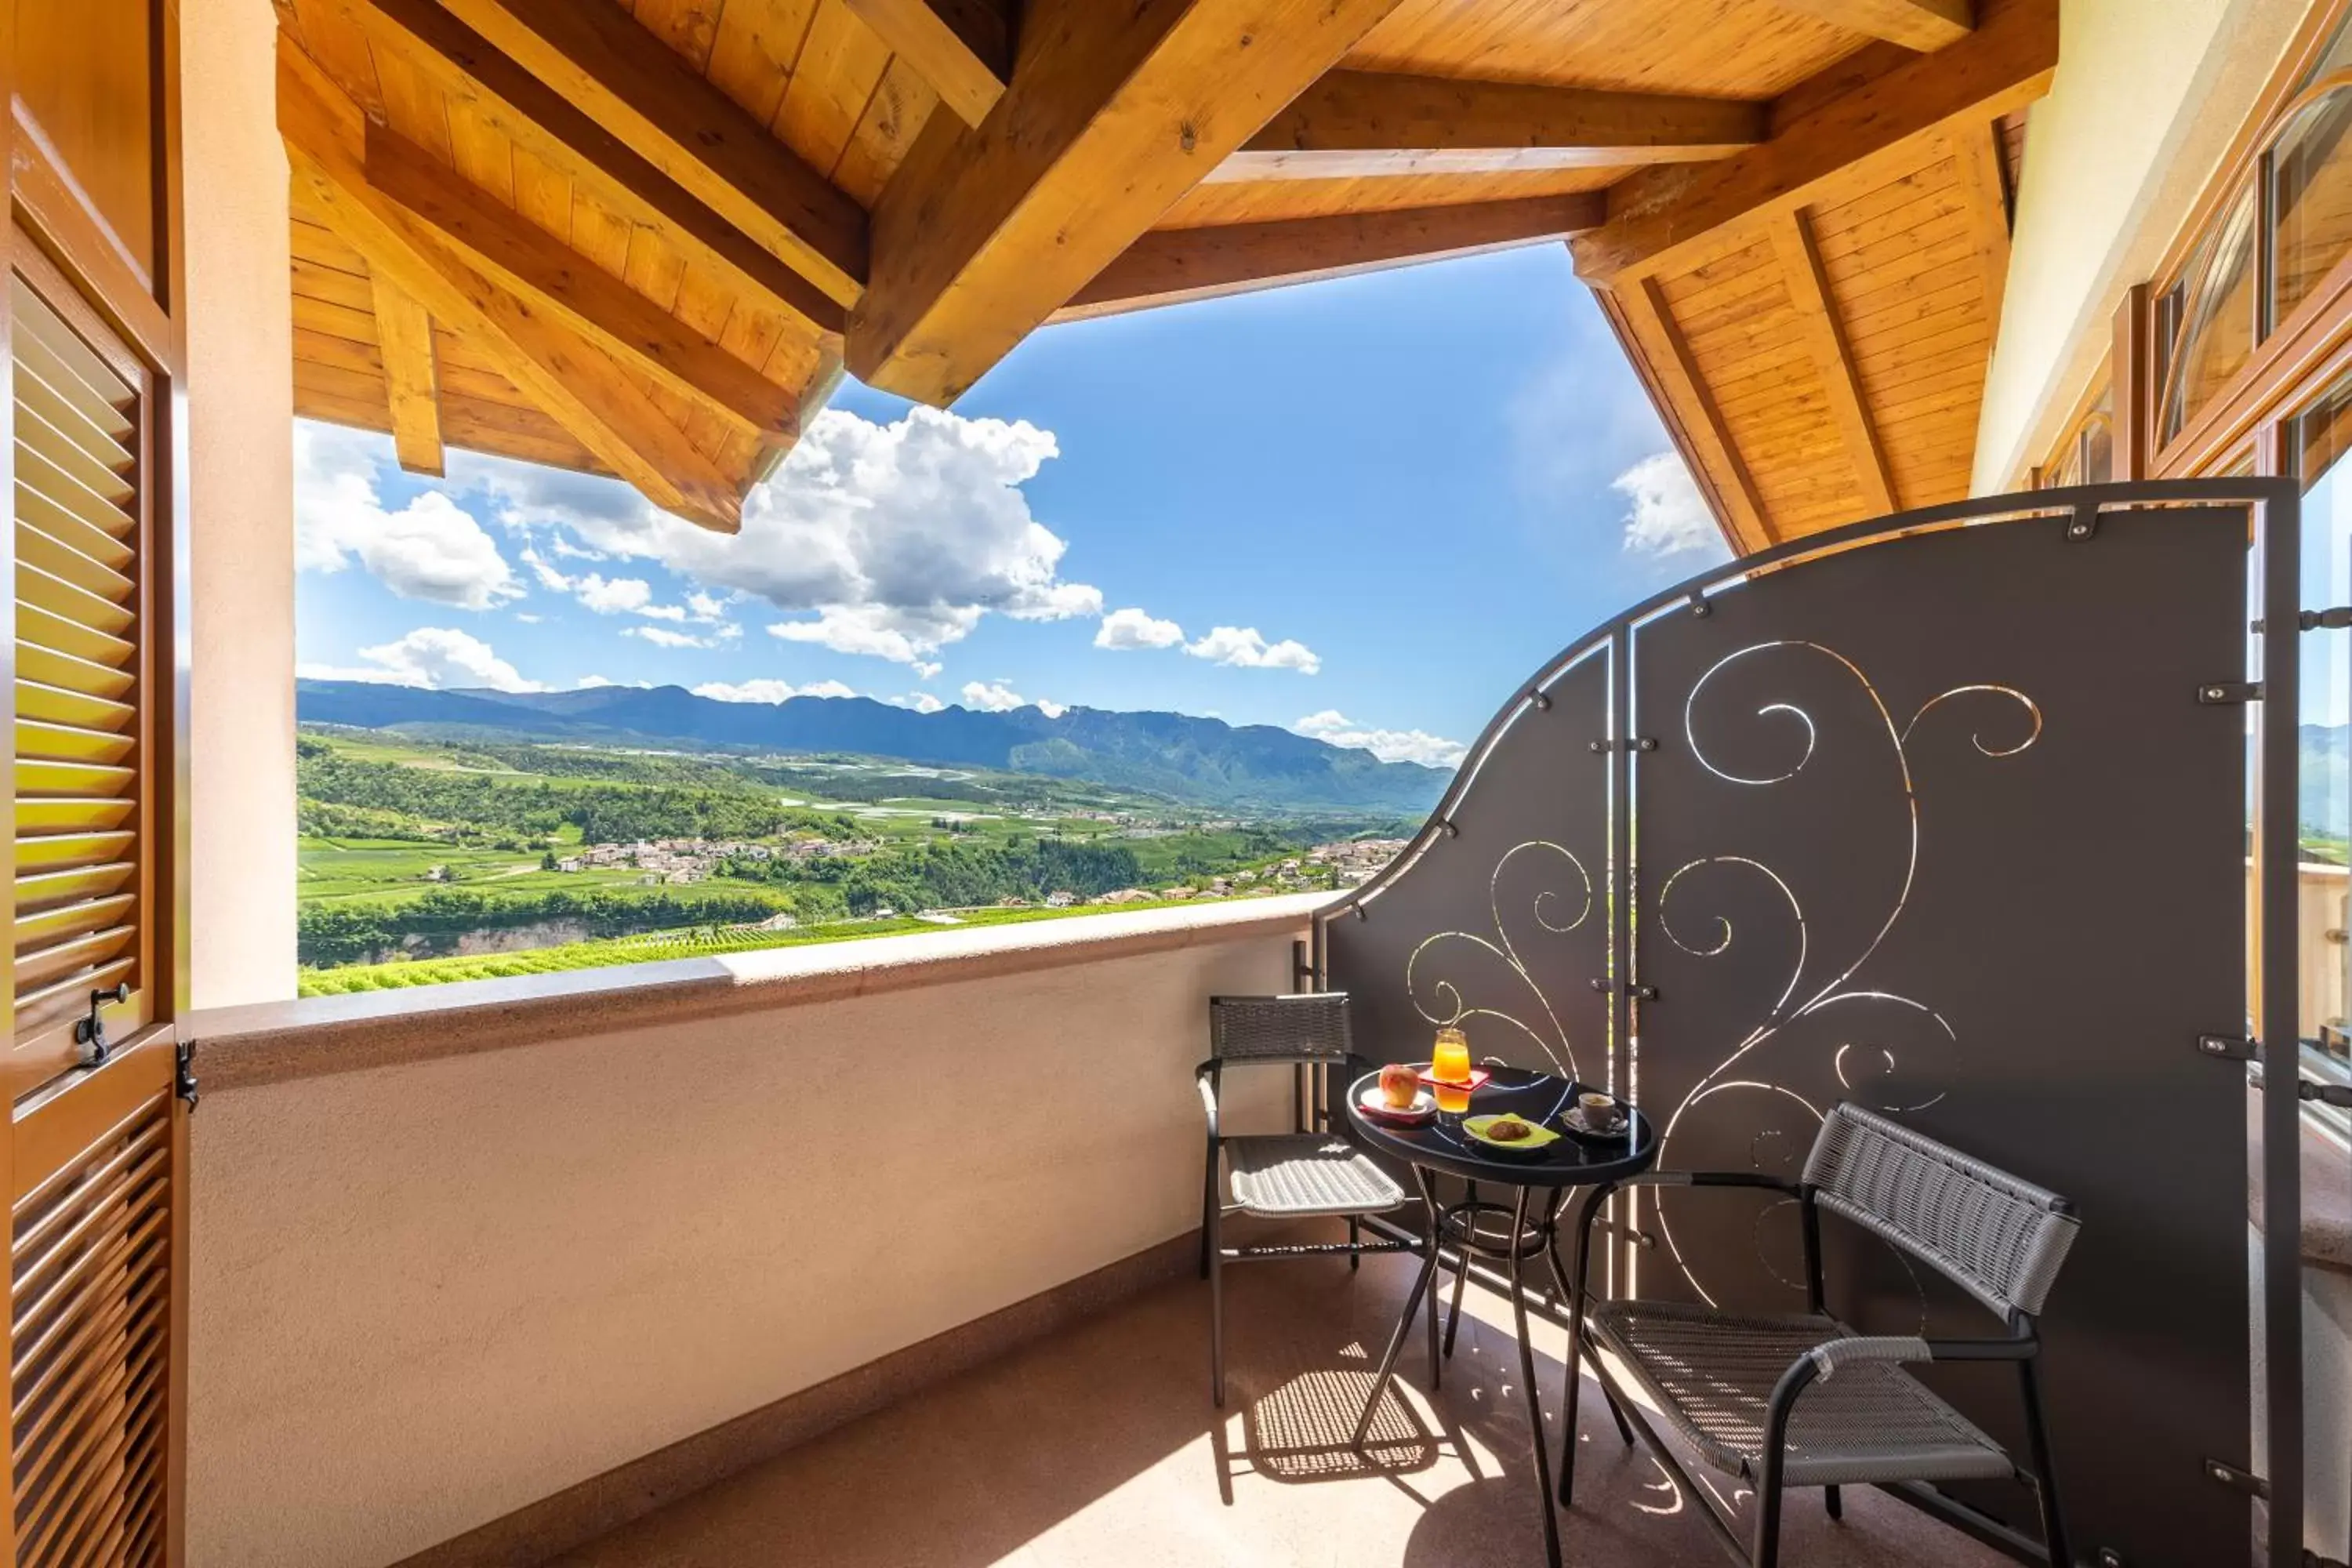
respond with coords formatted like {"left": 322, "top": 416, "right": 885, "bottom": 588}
{"left": 1208, "top": 1198, "right": 1226, "bottom": 1407}
{"left": 1348, "top": 1214, "right": 1361, "bottom": 1272}
{"left": 1200, "top": 1138, "right": 1218, "bottom": 1282}
{"left": 1752, "top": 1464, "right": 1785, "bottom": 1568}
{"left": 2018, "top": 1359, "right": 2071, "bottom": 1568}
{"left": 1598, "top": 1374, "right": 1636, "bottom": 1446}
{"left": 1824, "top": 1484, "right": 1842, "bottom": 1521}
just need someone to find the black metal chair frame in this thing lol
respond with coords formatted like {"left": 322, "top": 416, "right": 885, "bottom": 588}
{"left": 1556, "top": 1163, "right": 2074, "bottom": 1568}
{"left": 1198, "top": 993, "right": 1418, "bottom": 1407}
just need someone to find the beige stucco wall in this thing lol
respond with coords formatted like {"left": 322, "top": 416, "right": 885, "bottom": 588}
{"left": 1972, "top": 0, "right": 2314, "bottom": 492}
{"left": 185, "top": 921, "right": 1304, "bottom": 1566}
{"left": 181, "top": 0, "right": 299, "bottom": 1007}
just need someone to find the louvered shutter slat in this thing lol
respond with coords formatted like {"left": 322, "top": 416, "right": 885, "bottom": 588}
{"left": 11, "top": 1092, "right": 171, "bottom": 1566}
{"left": 18, "top": 646, "right": 133, "bottom": 705}
{"left": 16, "top": 525, "right": 132, "bottom": 606}
{"left": 17, "top": 488, "right": 132, "bottom": 574}
{"left": 12, "top": 281, "right": 145, "bottom": 1051}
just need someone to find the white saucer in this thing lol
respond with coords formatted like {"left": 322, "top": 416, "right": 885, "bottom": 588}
{"left": 1359, "top": 1082, "right": 1436, "bottom": 1124}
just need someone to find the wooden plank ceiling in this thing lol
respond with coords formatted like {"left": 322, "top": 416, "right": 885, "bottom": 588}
{"left": 276, "top": 0, "right": 2057, "bottom": 550}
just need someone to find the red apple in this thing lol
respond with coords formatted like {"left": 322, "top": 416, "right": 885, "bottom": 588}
{"left": 1379, "top": 1062, "right": 1420, "bottom": 1109}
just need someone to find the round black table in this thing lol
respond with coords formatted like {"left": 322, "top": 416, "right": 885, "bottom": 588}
{"left": 1345, "top": 1065, "right": 1658, "bottom": 1568}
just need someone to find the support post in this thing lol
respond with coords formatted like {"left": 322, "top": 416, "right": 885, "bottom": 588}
{"left": 2257, "top": 476, "right": 2306, "bottom": 1568}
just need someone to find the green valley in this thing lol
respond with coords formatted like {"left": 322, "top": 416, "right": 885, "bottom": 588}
{"left": 296, "top": 726, "right": 1411, "bottom": 995}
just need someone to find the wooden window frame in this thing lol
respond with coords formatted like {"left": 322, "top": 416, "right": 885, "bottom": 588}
{"left": 2037, "top": 365, "right": 2114, "bottom": 488}
{"left": 2141, "top": 0, "right": 2352, "bottom": 481}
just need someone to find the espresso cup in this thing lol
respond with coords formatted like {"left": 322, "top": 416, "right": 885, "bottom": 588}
{"left": 1577, "top": 1091, "right": 1617, "bottom": 1127}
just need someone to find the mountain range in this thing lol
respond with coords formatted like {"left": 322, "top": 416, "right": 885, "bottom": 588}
{"left": 296, "top": 680, "right": 1454, "bottom": 815}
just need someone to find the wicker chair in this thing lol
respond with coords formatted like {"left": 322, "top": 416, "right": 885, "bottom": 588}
{"left": 1562, "top": 1103, "right": 2081, "bottom": 1568}
{"left": 1198, "top": 993, "right": 1415, "bottom": 1406}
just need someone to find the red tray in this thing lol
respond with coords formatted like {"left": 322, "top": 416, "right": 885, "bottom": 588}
{"left": 1415, "top": 1065, "right": 1492, "bottom": 1093}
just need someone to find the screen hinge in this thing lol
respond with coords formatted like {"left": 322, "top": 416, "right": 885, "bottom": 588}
{"left": 2195, "top": 1034, "right": 2258, "bottom": 1062}
{"left": 176, "top": 1040, "right": 200, "bottom": 1115}
{"left": 2203, "top": 1457, "right": 2268, "bottom": 1498}
{"left": 2196, "top": 681, "right": 2263, "bottom": 704}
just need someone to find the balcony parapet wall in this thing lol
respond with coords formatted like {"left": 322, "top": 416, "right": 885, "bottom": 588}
{"left": 180, "top": 895, "right": 1325, "bottom": 1568}
{"left": 187, "top": 892, "right": 1336, "bottom": 1091}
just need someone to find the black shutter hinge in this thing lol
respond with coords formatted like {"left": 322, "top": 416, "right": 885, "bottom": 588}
{"left": 2197, "top": 682, "right": 2263, "bottom": 705}
{"left": 2302, "top": 1079, "right": 2352, "bottom": 1110}
{"left": 176, "top": 1040, "right": 199, "bottom": 1115}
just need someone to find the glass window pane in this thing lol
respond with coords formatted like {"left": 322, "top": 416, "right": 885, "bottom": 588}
{"left": 2160, "top": 184, "right": 2259, "bottom": 445}
{"left": 2082, "top": 412, "right": 2114, "bottom": 484}
{"left": 2273, "top": 87, "right": 2352, "bottom": 324}
{"left": 2296, "top": 374, "right": 2352, "bottom": 1091}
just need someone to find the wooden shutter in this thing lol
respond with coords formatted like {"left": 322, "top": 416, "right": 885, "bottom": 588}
{"left": 11, "top": 278, "right": 145, "bottom": 1062}
{"left": 8, "top": 1061, "right": 173, "bottom": 1566}
{"left": 0, "top": 5, "right": 192, "bottom": 1566}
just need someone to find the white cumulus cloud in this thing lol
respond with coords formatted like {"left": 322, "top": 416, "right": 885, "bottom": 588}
{"left": 296, "top": 423, "right": 523, "bottom": 610}
{"left": 1095, "top": 607, "right": 1185, "bottom": 650}
{"left": 574, "top": 574, "right": 652, "bottom": 614}
{"left": 1613, "top": 452, "right": 1719, "bottom": 557}
{"left": 693, "top": 678, "right": 858, "bottom": 704}
{"left": 890, "top": 691, "right": 946, "bottom": 713}
{"left": 960, "top": 680, "right": 1064, "bottom": 717}
{"left": 450, "top": 406, "right": 1101, "bottom": 666}
{"left": 299, "top": 626, "right": 543, "bottom": 692}
{"left": 625, "top": 626, "right": 727, "bottom": 649}
{"left": 1186, "top": 626, "right": 1321, "bottom": 674}
{"left": 1294, "top": 710, "right": 1467, "bottom": 768}
{"left": 768, "top": 603, "right": 981, "bottom": 665}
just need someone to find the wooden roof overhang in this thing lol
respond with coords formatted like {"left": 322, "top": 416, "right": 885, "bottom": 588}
{"left": 274, "top": 0, "right": 2058, "bottom": 549}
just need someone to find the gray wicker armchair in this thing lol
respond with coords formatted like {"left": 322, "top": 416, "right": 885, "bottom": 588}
{"left": 1562, "top": 1102, "right": 2081, "bottom": 1568}
{"left": 1198, "top": 993, "right": 1415, "bottom": 1406}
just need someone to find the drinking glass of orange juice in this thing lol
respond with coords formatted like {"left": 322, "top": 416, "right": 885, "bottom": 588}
{"left": 1432, "top": 1027, "right": 1472, "bottom": 1112}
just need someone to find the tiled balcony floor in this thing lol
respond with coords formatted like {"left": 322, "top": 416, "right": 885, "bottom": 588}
{"left": 554, "top": 1239, "right": 2013, "bottom": 1568}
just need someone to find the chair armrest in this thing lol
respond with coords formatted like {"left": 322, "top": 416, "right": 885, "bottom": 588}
{"left": 1804, "top": 1332, "right": 2038, "bottom": 1381}
{"left": 1639, "top": 1171, "right": 1804, "bottom": 1194}
{"left": 1195, "top": 1059, "right": 1219, "bottom": 1140}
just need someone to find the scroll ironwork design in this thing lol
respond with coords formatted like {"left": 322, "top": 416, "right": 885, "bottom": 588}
{"left": 1402, "top": 840, "right": 1594, "bottom": 1080}
{"left": 1652, "top": 641, "right": 2041, "bottom": 1306}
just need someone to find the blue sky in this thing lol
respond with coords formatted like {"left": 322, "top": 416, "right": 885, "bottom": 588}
{"left": 295, "top": 242, "right": 1726, "bottom": 767}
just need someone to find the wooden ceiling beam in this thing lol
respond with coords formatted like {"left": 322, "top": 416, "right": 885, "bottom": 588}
{"left": 370, "top": 274, "right": 445, "bottom": 476}
{"left": 1571, "top": 0, "right": 2053, "bottom": 285}
{"left": 433, "top": 0, "right": 867, "bottom": 306}
{"left": 1620, "top": 274, "right": 1772, "bottom": 550}
{"left": 365, "top": 124, "right": 799, "bottom": 445}
{"left": 1771, "top": 206, "right": 1896, "bottom": 514}
{"left": 280, "top": 36, "right": 745, "bottom": 532}
{"left": 1768, "top": 0, "right": 1973, "bottom": 51}
{"left": 331, "top": 0, "right": 848, "bottom": 335}
{"left": 848, "top": 0, "right": 1410, "bottom": 405}
{"left": 1951, "top": 118, "right": 2014, "bottom": 329}
{"left": 839, "top": 0, "right": 1011, "bottom": 129}
{"left": 1057, "top": 194, "right": 1604, "bottom": 321}
{"left": 1214, "top": 71, "right": 1765, "bottom": 182}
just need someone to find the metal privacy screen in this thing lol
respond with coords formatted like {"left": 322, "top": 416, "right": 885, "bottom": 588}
{"left": 1318, "top": 485, "right": 2300, "bottom": 1568}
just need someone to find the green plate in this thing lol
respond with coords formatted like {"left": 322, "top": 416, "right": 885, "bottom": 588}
{"left": 1462, "top": 1112, "right": 1562, "bottom": 1156}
